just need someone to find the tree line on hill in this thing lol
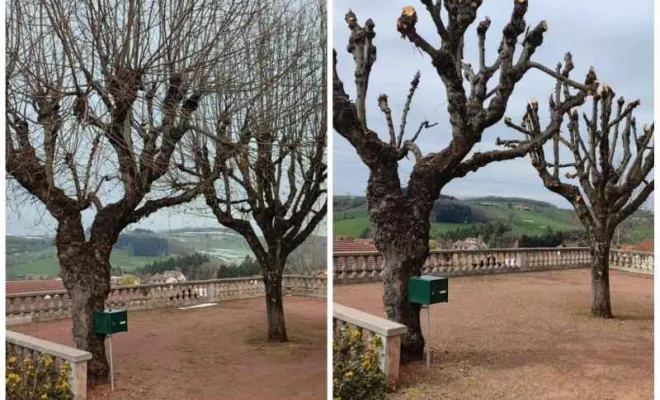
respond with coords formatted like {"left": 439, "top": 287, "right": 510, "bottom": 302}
{"left": 113, "top": 230, "right": 170, "bottom": 257}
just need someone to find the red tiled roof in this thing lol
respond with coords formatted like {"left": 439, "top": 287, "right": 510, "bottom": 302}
{"left": 6, "top": 280, "right": 65, "bottom": 295}
{"left": 633, "top": 239, "right": 653, "bottom": 252}
{"left": 333, "top": 238, "right": 377, "bottom": 252}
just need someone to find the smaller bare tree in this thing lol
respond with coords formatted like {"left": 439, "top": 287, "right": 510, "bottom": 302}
{"left": 178, "top": 0, "right": 327, "bottom": 341}
{"left": 503, "top": 75, "right": 654, "bottom": 317}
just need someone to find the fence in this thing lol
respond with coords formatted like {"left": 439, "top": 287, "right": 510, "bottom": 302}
{"left": 6, "top": 275, "right": 326, "bottom": 326}
{"left": 334, "top": 247, "right": 652, "bottom": 283}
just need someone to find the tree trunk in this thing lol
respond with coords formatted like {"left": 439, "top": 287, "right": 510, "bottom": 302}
{"left": 263, "top": 269, "right": 288, "bottom": 342}
{"left": 57, "top": 221, "right": 112, "bottom": 384}
{"left": 366, "top": 161, "right": 437, "bottom": 362}
{"left": 590, "top": 239, "right": 613, "bottom": 318}
{"left": 381, "top": 244, "right": 428, "bottom": 362}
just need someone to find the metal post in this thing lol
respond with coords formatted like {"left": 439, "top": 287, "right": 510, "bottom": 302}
{"left": 108, "top": 334, "right": 114, "bottom": 391}
{"left": 426, "top": 305, "right": 431, "bottom": 368}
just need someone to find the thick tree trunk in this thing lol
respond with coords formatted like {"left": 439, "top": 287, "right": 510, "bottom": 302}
{"left": 57, "top": 220, "right": 112, "bottom": 384}
{"left": 381, "top": 244, "right": 428, "bottom": 362}
{"left": 590, "top": 239, "right": 613, "bottom": 318}
{"left": 263, "top": 269, "right": 288, "bottom": 342}
{"left": 366, "top": 161, "right": 438, "bottom": 362}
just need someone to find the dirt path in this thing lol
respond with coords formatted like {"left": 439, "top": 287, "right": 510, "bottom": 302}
{"left": 335, "top": 269, "right": 653, "bottom": 400}
{"left": 14, "top": 296, "right": 326, "bottom": 400}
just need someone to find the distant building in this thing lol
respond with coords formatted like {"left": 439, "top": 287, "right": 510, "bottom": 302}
{"left": 620, "top": 239, "right": 653, "bottom": 252}
{"left": 6, "top": 279, "right": 64, "bottom": 294}
{"left": 146, "top": 270, "right": 186, "bottom": 284}
{"left": 452, "top": 238, "right": 488, "bottom": 250}
{"left": 333, "top": 238, "right": 377, "bottom": 252}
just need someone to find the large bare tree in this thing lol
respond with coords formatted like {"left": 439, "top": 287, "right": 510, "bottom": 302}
{"left": 333, "top": 0, "right": 591, "bottom": 361}
{"left": 6, "top": 0, "right": 257, "bottom": 382}
{"left": 176, "top": 0, "right": 327, "bottom": 341}
{"left": 507, "top": 77, "right": 654, "bottom": 317}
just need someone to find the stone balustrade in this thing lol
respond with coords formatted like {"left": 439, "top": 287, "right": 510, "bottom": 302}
{"left": 334, "top": 247, "right": 653, "bottom": 283}
{"left": 6, "top": 330, "right": 92, "bottom": 400}
{"left": 610, "top": 250, "right": 654, "bottom": 275}
{"left": 6, "top": 275, "right": 326, "bottom": 326}
{"left": 333, "top": 303, "right": 407, "bottom": 389}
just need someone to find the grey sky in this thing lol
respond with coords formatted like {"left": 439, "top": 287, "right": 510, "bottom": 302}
{"left": 333, "top": 0, "right": 654, "bottom": 209}
{"left": 6, "top": 0, "right": 654, "bottom": 234}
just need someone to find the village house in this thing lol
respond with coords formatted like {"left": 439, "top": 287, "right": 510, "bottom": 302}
{"left": 452, "top": 237, "right": 488, "bottom": 250}
{"left": 145, "top": 270, "right": 187, "bottom": 284}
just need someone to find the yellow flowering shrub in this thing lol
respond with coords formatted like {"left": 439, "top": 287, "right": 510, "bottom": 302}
{"left": 333, "top": 324, "right": 386, "bottom": 400}
{"left": 6, "top": 347, "right": 73, "bottom": 400}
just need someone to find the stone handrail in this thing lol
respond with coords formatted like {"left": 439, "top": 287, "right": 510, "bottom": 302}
{"left": 334, "top": 247, "right": 592, "bottom": 283}
{"left": 333, "top": 303, "right": 407, "bottom": 388}
{"left": 6, "top": 330, "right": 92, "bottom": 400}
{"left": 334, "top": 247, "right": 652, "bottom": 283}
{"left": 6, "top": 275, "right": 326, "bottom": 326}
{"left": 610, "top": 250, "right": 654, "bottom": 275}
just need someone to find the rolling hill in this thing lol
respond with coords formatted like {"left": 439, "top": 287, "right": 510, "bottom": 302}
{"left": 334, "top": 195, "right": 653, "bottom": 242}
{"left": 6, "top": 228, "right": 252, "bottom": 280}
{"left": 7, "top": 227, "right": 327, "bottom": 280}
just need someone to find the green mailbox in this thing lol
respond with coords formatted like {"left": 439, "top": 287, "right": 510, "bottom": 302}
{"left": 408, "top": 275, "right": 448, "bottom": 305}
{"left": 94, "top": 309, "right": 128, "bottom": 335}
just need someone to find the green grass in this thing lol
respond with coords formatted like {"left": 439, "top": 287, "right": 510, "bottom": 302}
{"left": 334, "top": 216, "right": 372, "bottom": 237}
{"left": 6, "top": 248, "right": 172, "bottom": 279}
{"left": 333, "top": 195, "right": 653, "bottom": 241}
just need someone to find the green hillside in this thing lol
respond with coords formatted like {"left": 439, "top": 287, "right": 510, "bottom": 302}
{"left": 6, "top": 227, "right": 326, "bottom": 280}
{"left": 6, "top": 228, "right": 253, "bottom": 280}
{"left": 334, "top": 195, "right": 653, "bottom": 243}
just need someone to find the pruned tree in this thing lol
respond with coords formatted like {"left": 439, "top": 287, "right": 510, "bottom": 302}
{"left": 333, "top": 0, "right": 592, "bottom": 361}
{"left": 507, "top": 78, "right": 654, "bottom": 317}
{"left": 6, "top": 0, "right": 258, "bottom": 382}
{"left": 178, "top": 0, "right": 327, "bottom": 341}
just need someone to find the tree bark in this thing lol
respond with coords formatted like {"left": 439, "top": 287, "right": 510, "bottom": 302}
{"left": 366, "top": 162, "right": 437, "bottom": 362}
{"left": 56, "top": 219, "right": 112, "bottom": 384}
{"left": 590, "top": 238, "right": 613, "bottom": 318}
{"left": 263, "top": 268, "right": 288, "bottom": 342}
{"left": 381, "top": 245, "right": 427, "bottom": 362}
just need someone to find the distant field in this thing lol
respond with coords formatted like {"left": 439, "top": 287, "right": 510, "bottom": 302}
{"left": 333, "top": 195, "right": 653, "bottom": 242}
{"left": 6, "top": 228, "right": 258, "bottom": 279}
{"left": 6, "top": 248, "right": 171, "bottom": 279}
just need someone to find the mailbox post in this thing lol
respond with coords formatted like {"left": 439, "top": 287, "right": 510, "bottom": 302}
{"left": 93, "top": 309, "right": 128, "bottom": 390}
{"left": 408, "top": 275, "right": 448, "bottom": 368}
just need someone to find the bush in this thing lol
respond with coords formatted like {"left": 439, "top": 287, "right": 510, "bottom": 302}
{"left": 6, "top": 349, "right": 73, "bottom": 400}
{"left": 333, "top": 324, "right": 387, "bottom": 400}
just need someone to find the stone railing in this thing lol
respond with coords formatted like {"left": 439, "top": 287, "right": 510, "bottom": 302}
{"left": 6, "top": 275, "right": 326, "bottom": 326}
{"left": 334, "top": 247, "right": 593, "bottom": 283}
{"left": 333, "top": 303, "right": 407, "bottom": 388}
{"left": 334, "top": 247, "right": 653, "bottom": 283}
{"left": 610, "top": 250, "right": 654, "bottom": 275}
{"left": 6, "top": 330, "right": 92, "bottom": 400}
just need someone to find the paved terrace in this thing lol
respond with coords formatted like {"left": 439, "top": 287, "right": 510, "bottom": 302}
{"left": 335, "top": 269, "right": 653, "bottom": 400}
{"left": 13, "top": 296, "right": 326, "bottom": 400}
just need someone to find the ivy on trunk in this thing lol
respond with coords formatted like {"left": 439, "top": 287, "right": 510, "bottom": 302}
{"left": 334, "top": 0, "right": 592, "bottom": 361}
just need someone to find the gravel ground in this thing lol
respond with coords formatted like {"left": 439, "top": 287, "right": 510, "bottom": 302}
{"left": 335, "top": 269, "right": 653, "bottom": 400}
{"left": 13, "top": 296, "right": 326, "bottom": 400}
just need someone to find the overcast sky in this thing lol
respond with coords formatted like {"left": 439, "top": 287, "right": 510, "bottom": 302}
{"left": 333, "top": 0, "right": 654, "bottom": 209}
{"left": 6, "top": 0, "right": 654, "bottom": 235}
